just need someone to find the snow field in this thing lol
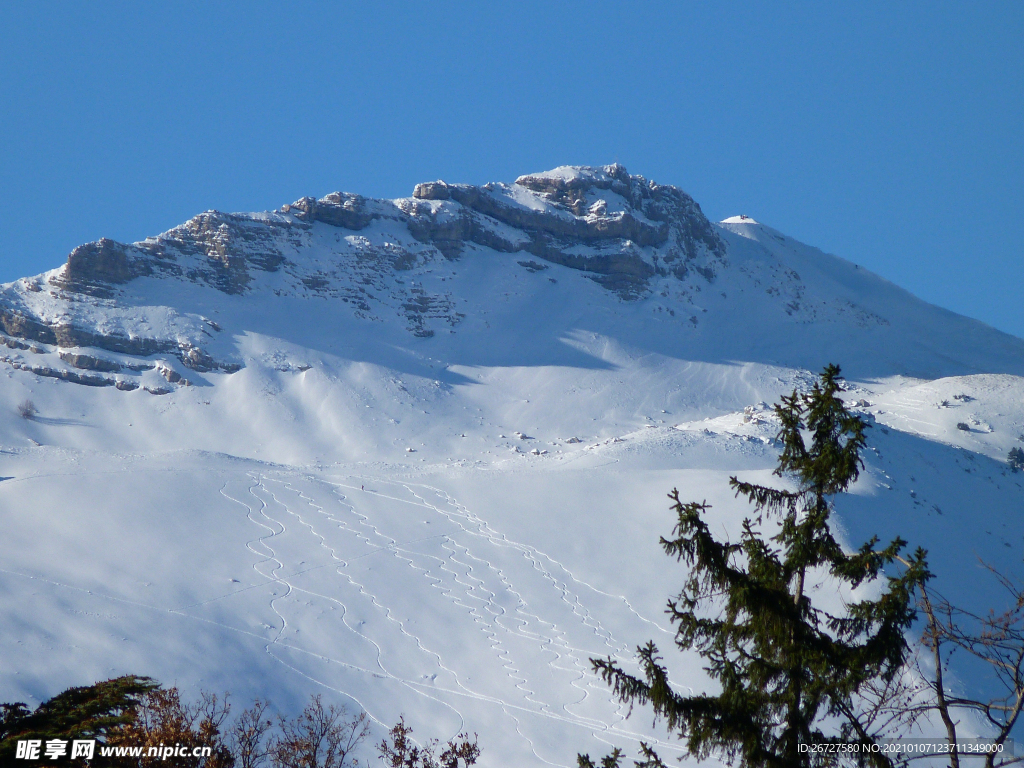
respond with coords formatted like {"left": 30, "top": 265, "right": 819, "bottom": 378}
{"left": 1, "top": 192, "right": 1023, "bottom": 763}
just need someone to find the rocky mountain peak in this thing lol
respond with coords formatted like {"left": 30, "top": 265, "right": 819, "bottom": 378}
{"left": 403, "top": 164, "right": 724, "bottom": 287}
{"left": 0, "top": 166, "right": 725, "bottom": 388}
{"left": 48, "top": 165, "right": 725, "bottom": 304}
{"left": 1, "top": 164, "right": 1020, "bottom": 400}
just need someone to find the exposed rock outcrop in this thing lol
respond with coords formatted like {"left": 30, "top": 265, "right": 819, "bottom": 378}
{"left": 0, "top": 306, "right": 236, "bottom": 372}
{"left": 43, "top": 165, "right": 721, "bottom": 303}
{"left": 415, "top": 177, "right": 669, "bottom": 247}
{"left": 54, "top": 238, "right": 154, "bottom": 297}
{"left": 51, "top": 211, "right": 295, "bottom": 299}
{"left": 287, "top": 192, "right": 377, "bottom": 231}
{"left": 405, "top": 165, "right": 724, "bottom": 295}
{"left": 59, "top": 351, "right": 122, "bottom": 373}
{"left": 2, "top": 358, "right": 114, "bottom": 387}
{"left": 0, "top": 165, "right": 726, "bottom": 368}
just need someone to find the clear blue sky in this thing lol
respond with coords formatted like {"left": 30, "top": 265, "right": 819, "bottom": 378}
{"left": 1, "top": 2, "right": 1021, "bottom": 338}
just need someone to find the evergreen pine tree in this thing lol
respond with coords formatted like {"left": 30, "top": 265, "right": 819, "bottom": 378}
{"left": 583, "top": 365, "right": 929, "bottom": 768}
{"left": 0, "top": 675, "right": 158, "bottom": 763}
{"left": 1008, "top": 446, "right": 1024, "bottom": 472}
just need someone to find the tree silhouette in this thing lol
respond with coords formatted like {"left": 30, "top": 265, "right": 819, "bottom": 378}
{"left": 583, "top": 365, "right": 929, "bottom": 768}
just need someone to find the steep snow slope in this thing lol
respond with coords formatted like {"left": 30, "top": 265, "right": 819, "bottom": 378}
{"left": 0, "top": 166, "right": 1021, "bottom": 766}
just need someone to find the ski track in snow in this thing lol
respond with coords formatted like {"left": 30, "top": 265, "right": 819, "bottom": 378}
{"left": 218, "top": 475, "right": 477, "bottom": 739}
{"left": 209, "top": 470, "right": 688, "bottom": 764}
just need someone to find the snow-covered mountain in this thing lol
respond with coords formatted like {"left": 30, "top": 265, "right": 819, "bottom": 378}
{"left": 1, "top": 165, "right": 1022, "bottom": 766}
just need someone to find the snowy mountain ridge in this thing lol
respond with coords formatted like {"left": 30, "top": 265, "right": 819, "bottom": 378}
{"left": 3, "top": 164, "right": 1022, "bottom": 392}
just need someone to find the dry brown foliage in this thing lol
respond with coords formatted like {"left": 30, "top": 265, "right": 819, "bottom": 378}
{"left": 106, "top": 687, "right": 233, "bottom": 767}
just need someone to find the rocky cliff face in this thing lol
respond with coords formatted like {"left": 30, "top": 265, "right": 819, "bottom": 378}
{"left": 55, "top": 164, "right": 725, "bottom": 303}
{"left": 0, "top": 165, "right": 727, "bottom": 384}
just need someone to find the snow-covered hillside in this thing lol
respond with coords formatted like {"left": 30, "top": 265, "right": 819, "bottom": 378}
{"left": 0, "top": 166, "right": 1021, "bottom": 766}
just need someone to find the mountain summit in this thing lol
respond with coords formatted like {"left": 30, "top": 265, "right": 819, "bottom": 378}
{"left": 60, "top": 163, "right": 725, "bottom": 300}
{"left": 1, "top": 164, "right": 1021, "bottom": 389}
